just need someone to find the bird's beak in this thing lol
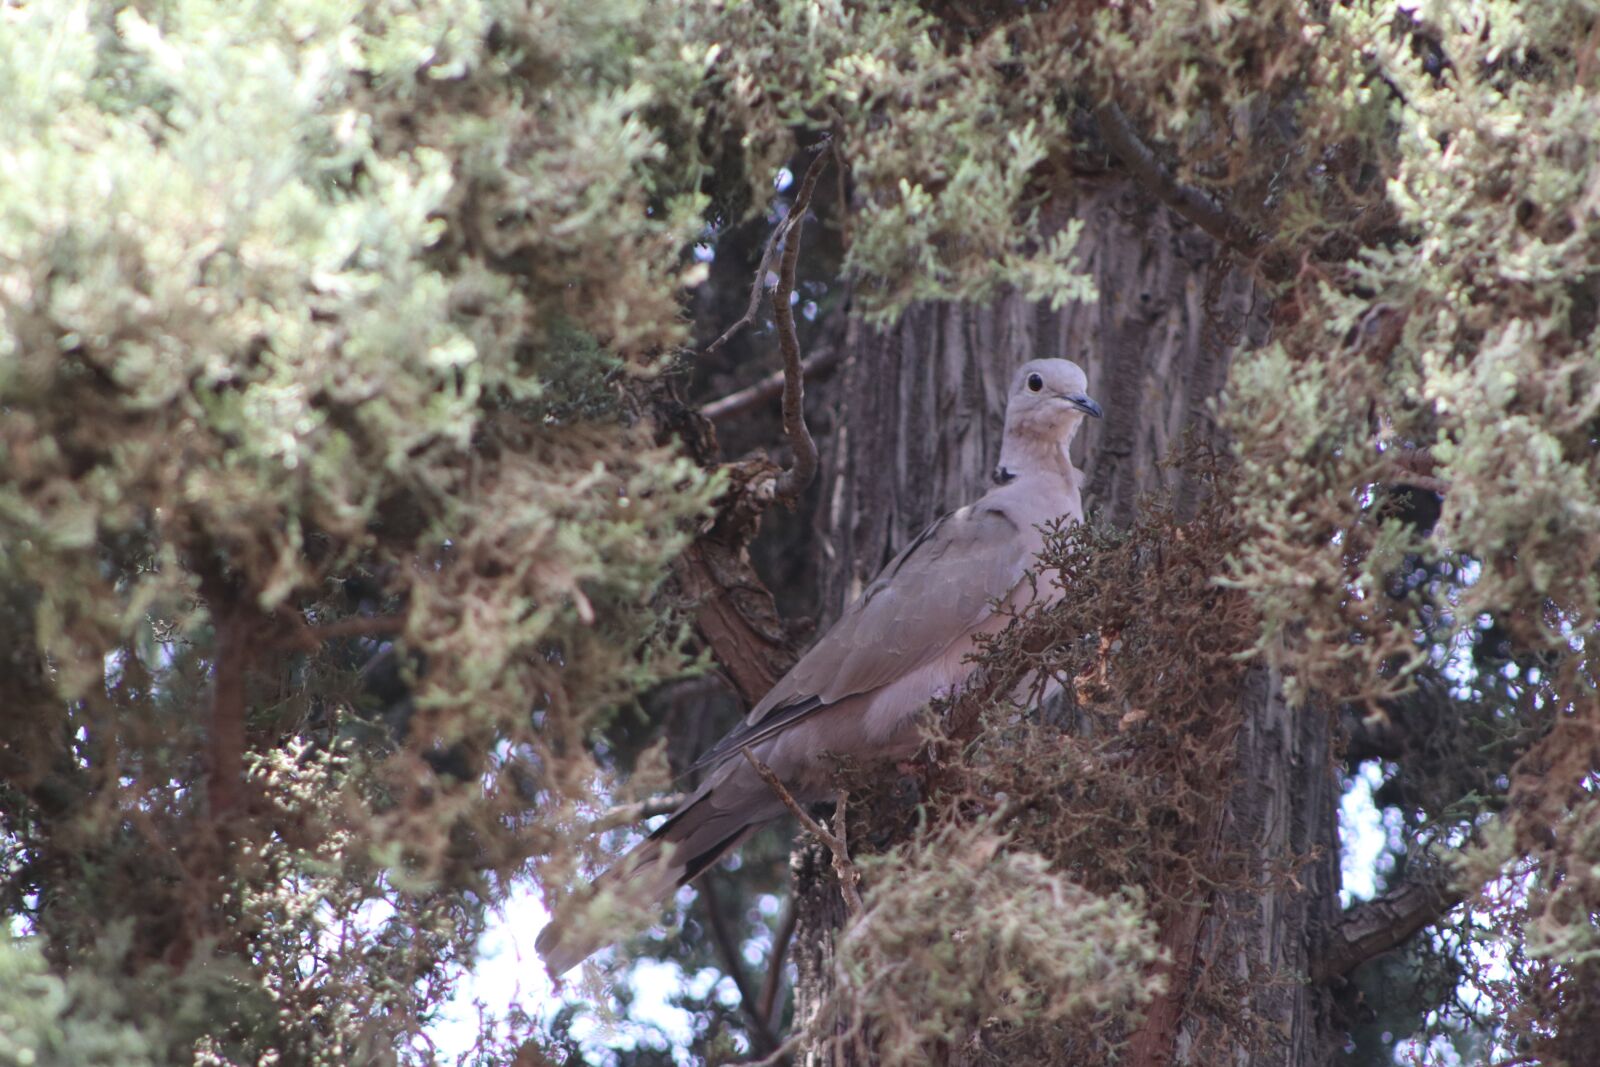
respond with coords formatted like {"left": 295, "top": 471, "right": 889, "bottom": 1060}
{"left": 1064, "top": 393, "right": 1103, "bottom": 419}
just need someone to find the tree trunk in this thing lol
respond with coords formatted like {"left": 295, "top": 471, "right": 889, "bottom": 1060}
{"left": 791, "top": 181, "right": 1343, "bottom": 1065}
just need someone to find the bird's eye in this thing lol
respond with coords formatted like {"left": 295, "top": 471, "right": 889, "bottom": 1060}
{"left": 1026, "top": 373, "right": 1044, "bottom": 393}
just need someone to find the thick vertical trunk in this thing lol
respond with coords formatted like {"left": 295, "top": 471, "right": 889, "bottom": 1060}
{"left": 791, "top": 182, "right": 1341, "bottom": 1065}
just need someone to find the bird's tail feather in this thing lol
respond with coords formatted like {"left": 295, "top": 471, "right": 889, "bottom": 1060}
{"left": 535, "top": 796, "right": 757, "bottom": 975}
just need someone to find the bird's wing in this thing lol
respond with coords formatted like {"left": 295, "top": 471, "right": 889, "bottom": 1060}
{"left": 694, "top": 498, "right": 1035, "bottom": 770}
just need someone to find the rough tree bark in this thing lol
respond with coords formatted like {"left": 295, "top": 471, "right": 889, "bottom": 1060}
{"left": 789, "top": 181, "right": 1344, "bottom": 1066}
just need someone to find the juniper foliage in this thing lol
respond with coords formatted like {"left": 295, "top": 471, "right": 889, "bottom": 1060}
{"left": 1, "top": 1, "right": 1597, "bottom": 1065}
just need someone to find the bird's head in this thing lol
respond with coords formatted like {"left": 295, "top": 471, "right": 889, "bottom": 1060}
{"left": 1004, "top": 359, "right": 1102, "bottom": 442}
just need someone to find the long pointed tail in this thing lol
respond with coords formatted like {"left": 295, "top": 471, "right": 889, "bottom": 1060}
{"left": 535, "top": 791, "right": 760, "bottom": 975}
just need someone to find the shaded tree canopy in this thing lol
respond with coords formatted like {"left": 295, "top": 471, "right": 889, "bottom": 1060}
{"left": 0, "top": 1, "right": 1596, "bottom": 1065}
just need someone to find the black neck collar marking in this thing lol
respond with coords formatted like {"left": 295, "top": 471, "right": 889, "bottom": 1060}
{"left": 992, "top": 465, "right": 1017, "bottom": 485}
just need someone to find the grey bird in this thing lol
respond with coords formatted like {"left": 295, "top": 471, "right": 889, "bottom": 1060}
{"left": 536, "top": 358, "right": 1102, "bottom": 974}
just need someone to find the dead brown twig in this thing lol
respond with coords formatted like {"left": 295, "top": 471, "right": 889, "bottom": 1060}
{"left": 707, "top": 220, "right": 786, "bottom": 356}
{"left": 740, "top": 746, "right": 863, "bottom": 916}
{"left": 1388, "top": 464, "right": 1450, "bottom": 497}
{"left": 771, "top": 143, "right": 833, "bottom": 505}
{"left": 706, "top": 142, "right": 834, "bottom": 359}
{"left": 701, "top": 344, "right": 843, "bottom": 422}
{"left": 678, "top": 146, "right": 836, "bottom": 712}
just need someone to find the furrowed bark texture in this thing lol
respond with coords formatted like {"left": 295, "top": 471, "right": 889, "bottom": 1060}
{"left": 791, "top": 183, "right": 1342, "bottom": 1066}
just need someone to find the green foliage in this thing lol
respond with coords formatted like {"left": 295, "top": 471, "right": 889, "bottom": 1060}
{"left": 1210, "top": 9, "right": 1600, "bottom": 1054}
{"left": 0, "top": 929, "right": 155, "bottom": 1067}
{"left": 0, "top": 921, "right": 264, "bottom": 1067}
{"left": 4, "top": 0, "right": 1600, "bottom": 1061}
{"left": 684, "top": 0, "right": 1099, "bottom": 317}
{"left": 1223, "top": 1, "right": 1600, "bottom": 702}
{"left": 0, "top": 0, "right": 721, "bottom": 1061}
{"left": 832, "top": 821, "right": 1162, "bottom": 1066}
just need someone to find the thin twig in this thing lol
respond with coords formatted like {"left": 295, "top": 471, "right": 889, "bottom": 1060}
{"left": 303, "top": 614, "right": 405, "bottom": 642}
{"left": 585, "top": 793, "right": 687, "bottom": 834}
{"left": 1095, "top": 101, "right": 1263, "bottom": 253}
{"left": 757, "top": 899, "right": 797, "bottom": 1030}
{"left": 742, "top": 1030, "right": 804, "bottom": 1067}
{"left": 1389, "top": 471, "right": 1451, "bottom": 496}
{"left": 739, "top": 746, "right": 862, "bottom": 915}
{"left": 770, "top": 143, "right": 833, "bottom": 505}
{"left": 739, "top": 749, "right": 831, "bottom": 839}
{"left": 707, "top": 221, "right": 786, "bottom": 356}
{"left": 1383, "top": 442, "right": 1450, "bottom": 497}
{"left": 828, "top": 788, "right": 860, "bottom": 911}
{"left": 700, "top": 877, "right": 783, "bottom": 1055}
{"left": 701, "top": 344, "right": 843, "bottom": 422}
{"left": 273, "top": 607, "right": 406, "bottom": 652}
{"left": 1356, "top": 305, "right": 1448, "bottom": 496}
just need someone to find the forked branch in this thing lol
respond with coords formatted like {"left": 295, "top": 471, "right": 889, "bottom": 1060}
{"left": 706, "top": 221, "right": 786, "bottom": 356}
{"left": 758, "top": 899, "right": 798, "bottom": 1029}
{"left": 740, "top": 746, "right": 863, "bottom": 916}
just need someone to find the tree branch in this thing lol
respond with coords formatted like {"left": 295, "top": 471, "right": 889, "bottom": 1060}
{"left": 1384, "top": 446, "right": 1450, "bottom": 496}
{"left": 1347, "top": 303, "right": 1451, "bottom": 496}
{"left": 743, "top": 1032, "right": 804, "bottom": 1067}
{"left": 707, "top": 221, "right": 786, "bottom": 356}
{"left": 273, "top": 608, "right": 406, "bottom": 652}
{"left": 1340, "top": 704, "right": 1408, "bottom": 764}
{"left": 701, "top": 344, "right": 843, "bottom": 423}
{"left": 1127, "top": 899, "right": 1211, "bottom": 1067}
{"left": 675, "top": 145, "right": 836, "bottom": 704}
{"left": 740, "top": 747, "right": 863, "bottom": 916}
{"left": 758, "top": 898, "right": 798, "bottom": 1031}
{"left": 1388, "top": 470, "right": 1450, "bottom": 496}
{"left": 201, "top": 577, "right": 253, "bottom": 823}
{"left": 771, "top": 143, "right": 833, "bottom": 506}
{"left": 1126, "top": 809, "right": 1230, "bottom": 1067}
{"left": 678, "top": 509, "right": 796, "bottom": 704}
{"left": 1315, "top": 875, "right": 1463, "bottom": 981}
{"left": 1095, "top": 101, "right": 1263, "bottom": 253}
{"left": 585, "top": 793, "right": 688, "bottom": 834}
{"left": 700, "top": 876, "right": 782, "bottom": 1056}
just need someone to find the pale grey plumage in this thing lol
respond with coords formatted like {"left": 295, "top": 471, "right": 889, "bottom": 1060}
{"left": 536, "top": 358, "right": 1101, "bottom": 974}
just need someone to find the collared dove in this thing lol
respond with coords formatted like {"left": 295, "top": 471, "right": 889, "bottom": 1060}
{"left": 537, "top": 358, "right": 1101, "bottom": 975}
